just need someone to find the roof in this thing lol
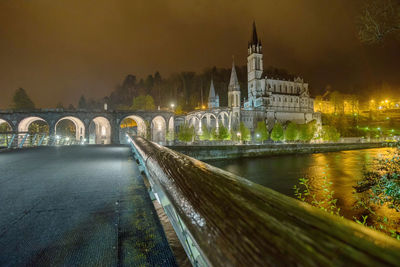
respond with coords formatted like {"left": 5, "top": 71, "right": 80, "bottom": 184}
{"left": 228, "top": 61, "right": 240, "bottom": 92}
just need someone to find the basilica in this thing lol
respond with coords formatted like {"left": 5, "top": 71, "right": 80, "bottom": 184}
{"left": 185, "top": 22, "right": 320, "bottom": 133}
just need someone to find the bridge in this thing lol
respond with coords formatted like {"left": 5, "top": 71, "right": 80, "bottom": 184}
{"left": 0, "top": 145, "right": 177, "bottom": 266}
{"left": 0, "top": 109, "right": 175, "bottom": 144}
{"left": 1, "top": 138, "right": 400, "bottom": 266}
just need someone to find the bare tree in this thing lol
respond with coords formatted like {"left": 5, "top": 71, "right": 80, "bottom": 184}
{"left": 358, "top": 0, "right": 400, "bottom": 44}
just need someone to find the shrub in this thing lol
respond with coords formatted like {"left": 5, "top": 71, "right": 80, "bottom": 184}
{"left": 218, "top": 125, "right": 231, "bottom": 140}
{"left": 239, "top": 122, "right": 251, "bottom": 141}
{"left": 255, "top": 121, "right": 269, "bottom": 141}
{"left": 177, "top": 123, "right": 195, "bottom": 142}
{"left": 285, "top": 122, "right": 299, "bottom": 141}
{"left": 271, "top": 122, "right": 284, "bottom": 142}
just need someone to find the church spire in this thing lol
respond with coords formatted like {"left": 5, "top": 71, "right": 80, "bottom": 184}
{"left": 208, "top": 78, "right": 219, "bottom": 109}
{"left": 251, "top": 21, "right": 259, "bottom": 46}
{"left": 228, "top": 59, "right": 240, "bottom": 92}
{"left": 209, "top": 78, "right": 215, "bottom": 98}
{"left": 248, "top": 21, "right": 262, "bottom": 54}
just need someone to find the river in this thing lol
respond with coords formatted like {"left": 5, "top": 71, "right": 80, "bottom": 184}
{"left": 207, "top": 147, "right": 397, "bottom": 219}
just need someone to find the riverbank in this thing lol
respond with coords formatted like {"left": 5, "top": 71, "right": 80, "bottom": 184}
{"left": 167, "top": 142, "right": 388, "bottom": 160}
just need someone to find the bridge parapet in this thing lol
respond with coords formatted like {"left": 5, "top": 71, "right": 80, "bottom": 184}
{"left": 129, "top": 136, "right": 400, "bottom": 266}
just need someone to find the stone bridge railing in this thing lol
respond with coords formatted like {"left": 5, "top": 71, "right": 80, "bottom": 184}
{"left": 128, "top": 136, "right": 400, "bottom": 266}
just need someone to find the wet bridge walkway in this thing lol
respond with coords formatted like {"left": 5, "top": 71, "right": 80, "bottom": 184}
{"left": 0, "top": 146, "right": 176, "bottom": 266}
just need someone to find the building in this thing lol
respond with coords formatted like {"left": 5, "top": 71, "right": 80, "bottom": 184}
{"left": 207, "top": 79, "right": 219, "bottom": 109}
{"left": 185, "top": 22, "right": 320, "bottom": 134}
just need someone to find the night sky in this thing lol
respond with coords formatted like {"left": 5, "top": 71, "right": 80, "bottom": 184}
{"left": 1, "top": 0, "right": 399, "bottom": 109}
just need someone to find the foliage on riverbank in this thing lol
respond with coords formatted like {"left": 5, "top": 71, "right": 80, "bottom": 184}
{"left": 294, "top": 153, "right": 400, "bottom": 240}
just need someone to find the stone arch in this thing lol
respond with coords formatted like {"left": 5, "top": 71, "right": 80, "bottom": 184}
{"left": 217, "top": 112, "right": 229, "bottom": 128}
{"left": 0, "top": 119, "right": 14, "bottom": 147}
{"left": 55, "top": 116, "right": 85, "bottom": 141}
{"left": 18, "top": 116, "right": 49, "bottom": 133}
{"left": 89, "top": 116, "right": 112, "bottom": 144}
{"left": 187, "top": 116, "right": 200, "bottom": 132}
{"left": 151, "top": 115, "right": 167, "bottom": 143}
{"left": 0, "top": 118, "right": 14, "bottom": 132}
{"left": 200, "top": 113, "right": 217, "bottom": 129}
{"left": 119, "top": 114, "right": 147, "bottom": 144}
{"left": 209, "top": 113, "right": 217, "bottom": 129}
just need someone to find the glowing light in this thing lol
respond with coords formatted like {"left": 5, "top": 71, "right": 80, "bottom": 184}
{"left": 170, "top": 103, "right": 175, "bottom": 108}
{"left": 101, "top": 126, "right": 106, "bottom": 136}
{"left": 56, "top": 135, "right": 60, "bottom": 140}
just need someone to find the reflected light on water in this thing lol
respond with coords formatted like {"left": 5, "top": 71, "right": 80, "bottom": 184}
{"left": 209, "top": 148, "right": 398, "bottom": 220}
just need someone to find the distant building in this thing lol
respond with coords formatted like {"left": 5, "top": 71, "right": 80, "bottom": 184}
{"left": 314, "top": 91, "right": 359, "bottom": 115}
{"left": 185, "top": 22, "right": 320, "bottom": 134}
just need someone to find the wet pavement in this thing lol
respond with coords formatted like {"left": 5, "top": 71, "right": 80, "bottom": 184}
{"left": 0, "top": 146, "right": 176, "bottom": 266}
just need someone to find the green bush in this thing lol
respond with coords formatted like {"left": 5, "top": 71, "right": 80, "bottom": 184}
{"left": 321, "top": 125, "right": 340, "bottom": 142}
{"left": 271, "top": 122, "right": 284, "bottom": 142}
{"left": 199, "top": 124, "right": 211, "bottom": 140}
{"left": 239, "top": 122, "right": 251, "bottom": 141}
{"left": 255, "top": 121, "right": 269, "bottom": 141}
{"left": 284, "top": 122, "right": 299, "bottom": 141}
{"left": 218, "top": 125, "right": 231, "bottom": 140}
{"left": 177, "top": 123, "right": 195, "bottom": 142}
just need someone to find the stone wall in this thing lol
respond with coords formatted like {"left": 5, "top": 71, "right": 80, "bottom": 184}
{"left": 167, "top": 142, "right": 387, "bottom": 161}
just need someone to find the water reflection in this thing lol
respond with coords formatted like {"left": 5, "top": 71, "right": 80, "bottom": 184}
{"left": 208, "top": 148, "right": 396, "bottom": 219}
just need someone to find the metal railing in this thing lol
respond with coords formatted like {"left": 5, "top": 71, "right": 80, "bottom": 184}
{"left": 0, "top": 132, "right": 83, "bottom": 149}
{"left": 128, "top": 135, "right": 400, "bottom": 266}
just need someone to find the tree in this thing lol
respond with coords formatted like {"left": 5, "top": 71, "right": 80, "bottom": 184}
{"left": 78, "top": 95, "right": 87, "bottom": 109}
{"left": 321, "top": 126, "right": 341, "bottom": 142}
{"left": 211, "top": 127, "right": 219, "bottom": 140}
{"left": 175, "top": 105, "right": 184, "bottom": 115}
{"left": 218, "top": 125, "right": 231, "bottom": 140}
{"left": 177, "top": 123, "right": 195, "bottom": 143}
{"left": 68, "top": 104, "right": 75, "bottom": 110}
{"left": 12, "top": 88, "right": 35, "bottom": 110}
{"left": 200, "top": 124, "right": 211, "bottom": 140}
{"left": 255, "top": 121, "right": 269, "bottom": 142}
{"left": 131, "top": 95, "right": 155, "bottom": 110}
{"left": 284, "top": 122, "right": 299, "bottom": 141}
{"left": 358, "top": 0, "right": 400, "bottom": 44}
{"left": 271, "top": 122, "right": 284, "bottom": 142}
{"left": 0, "top": 122, "right": 11, "bottom": 132}
{"left": 239, "top": 122, "right": 251, "bottom": 141}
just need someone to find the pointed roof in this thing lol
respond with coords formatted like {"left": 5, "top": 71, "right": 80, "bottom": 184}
{"left": 228, "top": 60, "right": 240, "bottom": 92}
{"left": 251, "top": 21, "right": 258, "bottom": 45}
{"left": 208, "top": 78, "right": 216, "bottom": 99}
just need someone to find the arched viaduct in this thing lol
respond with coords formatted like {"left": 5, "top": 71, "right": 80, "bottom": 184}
{"left": 185, "top": 108, "right": 233, "bottom": 134}
{"left": 0, "top": 110, "right": 175, "bottom": 144}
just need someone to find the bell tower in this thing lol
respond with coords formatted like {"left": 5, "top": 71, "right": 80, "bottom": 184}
{"left": 247, "top": 21, "right": 263, "bottom": 106}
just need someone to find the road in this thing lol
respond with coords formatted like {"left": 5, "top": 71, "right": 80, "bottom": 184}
{"left": 0, "top": 146, "right": 177, "bottom": 266}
